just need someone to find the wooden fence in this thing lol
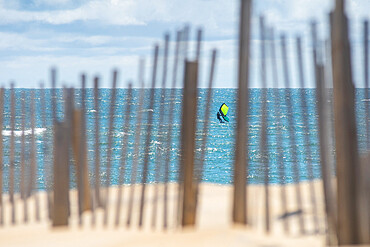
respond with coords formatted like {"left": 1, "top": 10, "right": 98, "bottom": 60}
{"left": 0, "top": 0, "right": 369, "bottom": 246}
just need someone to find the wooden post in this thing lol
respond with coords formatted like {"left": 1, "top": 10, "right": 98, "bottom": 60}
{"left": 355, "top": 19, "right": 370, "bottom": 245}
{"left": 9, "top": 83, "right": 16, "bottom": 224}
{"left": 364, "top": 20, "right": 369, "bottom": 149}
{"left": 269, "top": 27, "right": 288, "bottom": 233}
{"left": 126, "top": 59, "right": 145, "bottom": 227}
{"left": 195, "top": 28, "right": 202, "bottom": 61}
{"left": 72, "top": 109, "right": 91, "bottom": 215}
{"left": 181, "top": 61, "right": 198, "bottom": 226}
{"left": 80, "top": 75, "right": 92, "bottom": 214}
{"left": 164, "top": 30, "right": 181, "bottom": 229}
{"left": 20, "top": 91, "right": 28, "bottom": 222}
{"left": 0, "top": 87, "right": 4, "bottom": 225}
{"left": 331, "top": 0, "right": 360, "bottom": 244}
{"left": 63, "top": 87, "right": 73, "bottom": 219}
{"left": 233, "top": 0, "right": 252, "bottom": 225}
{"left": 152, "top": 35, "right": 170, "bottom": 229}
{"left": 281, "top": 34, "right": 305, "bottom": 234}
{"left": 103, "top": 70, "right": 118, "bottom": 226}
{"left": 114, "top": 83, "right": 133, "bottom": 227}
{"left": 71, "top": 75, "right": 92, "bottom": 224}
{"left": 52, "top": 122, "right": 69, "bottom": 227}
{"left": 30, "top": 91, "right": 40, "bottom": 221}
{"left": 296, "top": 36, "right": 319, "bottom": 233}
{"left": 176, "top": 30, "right": 185, "bottom": 227}
{"left": 313, "top": 21, "right": 338, "bottom": 245}
{"left": 139, "top": 45, "right": 159, "bottom": 228}
{"left": 259, "top": 16, "right": 270, "bottom": 233}
{"left": 93, "top": 77, "right": 101, "bottom": 208}
{"left": 182, "top": 25, "right": 190, "bottom": 61}
{"left": 194, "top": 49, "right": 217, "bottom": 206}
{"left": 362, "top": 20, "right": 370, "bottom": 243}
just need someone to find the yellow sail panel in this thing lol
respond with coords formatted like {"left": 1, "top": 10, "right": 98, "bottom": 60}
{"left": 221, "top": 103, "right": 229, "bottom": 115}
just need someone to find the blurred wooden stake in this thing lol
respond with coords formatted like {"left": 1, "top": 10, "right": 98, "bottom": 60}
{"left": 180, "top": 61, "right": 198, "bottom": 227}
{"left": 30, "top": 91, "right": 40, "bottom": 221}
{"left": 281, "top": 33, "right": 305, "bottom": 234}
{"left": 114, "top": 83, "right": 133, "bottom": 227}
{"left": 0, "top": 87, "right": 4, "bottom": 225}
{"left": 40, "top": 83, "right": 52, "bottom": 220}
{"left": 64, "top": 87, "right": 73, "bottom": 219}
{"left": 103, "top": 70, "right": 118, "bottom": 226}
{"left": 152, "top": 35, "right": 169, "bottom": 229}
{"left": 93, "top": 77, "right": 101, "bottom": 208}
{"left": 52, "top": 122, "right": 69, "bottom": 227}
{"left": 20, "top": 91, "right": 27, "bottom": 223}
{"left": 331, "top": 0, "right": 361, "bottom": 244}
{"left": 126, "top": 59, "right": 145, "bottom": 227}
{"left": 233, "top": 0, "right": 252, "bottom": 225}
{"left": 364, "top": 20, "right": 369, "bottom": 149}
{"left": 139, "top": 46, "right": 159, "bottom": 228}
{"left": 72, "top": 108, "right": 91, "bottom": 217}
{"left": 259, "top": 16, "right": 270, "bottom": 233}
{"left": 10, "top": 83, "right": 16, "bottom": 225}
{"left": 194, "top": 49, "right": 217, "bottom": 211}
{"left": 296, "top": 36, "right": 319, "bottom": 233}
{"left": 164, "top": 30, "right": 181, "bottom": 230}
{"left": 269, "top": 27, "right": 288, "bottom": 233}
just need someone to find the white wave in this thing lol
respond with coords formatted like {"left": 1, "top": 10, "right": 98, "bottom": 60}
{"left": 362, "top": 99, "right": 370, "bottom": 102}
{"left": 117, "top": 131, "right": 130, "bottom": 137}
{"left": 2, "top": 128, "right": 46, "bottom": 137}
{"left": 140, "top": 109, "right": 154, "bottom": 112}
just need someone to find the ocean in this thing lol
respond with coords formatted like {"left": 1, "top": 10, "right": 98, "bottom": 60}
{"left": 1, "top": 88, "right": 369, "bottom": 191}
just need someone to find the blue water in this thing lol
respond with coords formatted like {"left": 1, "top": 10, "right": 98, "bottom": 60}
{"left": 1, "top": 88, "right": 369, "bottom": 191}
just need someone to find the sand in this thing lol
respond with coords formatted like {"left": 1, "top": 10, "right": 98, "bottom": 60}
{"left": 0, "top": 181, "right": 326, "bottom": 247}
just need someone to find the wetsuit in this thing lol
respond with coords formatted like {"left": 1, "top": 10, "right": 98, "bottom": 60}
{"left": 217, "top": 112, "right": 224, "bottom": 123}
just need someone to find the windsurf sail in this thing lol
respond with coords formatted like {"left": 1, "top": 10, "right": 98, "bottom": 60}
{"left": 220, "top": 103, "right": 229, "bottom": 116}
{"left": 217, "top": 103, "right": 229, "bottom": 123}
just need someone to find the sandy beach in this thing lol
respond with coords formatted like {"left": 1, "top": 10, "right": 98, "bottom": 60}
{"left": 0, "top": 181, "right": 326, "bottom": 247}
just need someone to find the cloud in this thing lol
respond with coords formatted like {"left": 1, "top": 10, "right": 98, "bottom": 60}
{"left": 0, "top": 0, "right": 368, "bottom": 88}
{"left": 0, "top": 0, "right": 142, "bottom": 25}
{"left": 0, "top": 0, "right": 237, "bottom": 37}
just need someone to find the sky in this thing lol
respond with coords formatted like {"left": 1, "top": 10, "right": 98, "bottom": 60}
{"left": 0, "top": 0, "right": 369, "bottom": 88}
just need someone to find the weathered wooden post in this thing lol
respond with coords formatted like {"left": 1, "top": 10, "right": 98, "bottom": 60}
{"left": 180, "top": 61, "right": 198, "bottom": 226}
{"left": 152, "top": 34, "right": 170, "bottom": 229}
{"left": 268, "top": 27, "right": 288, "bottom": 233}
{"left": 312, "top": 21, "right": 338, "bottom": 244}
{"left": 20, "top": 91, "right": 27, "bottom": 222}
{"left": 233, "top": 0, "right": 252, "bottom": 225}
{"left": 281, "top": 34, "right": 305, "bottom": 234}
{"left": 364, "top": 20, "right": 369, "bottom": 150}
{"left": 138, "top": 46, "right": 159, "bottom": 228}
{"left": 40, "top": 82, "right": 52, "bottom": 220}
{"left": 296, "top": 35, "right": 319, "bottom": 233}
{"left": 259, "top": 16, "right": 270, "bottom": 233}
{"left": 52, "top": 121, "right": 70, "bottom": 226}
{"left": 71, "top": 75, "right": 92, "bottom": 225}
{"left": 30, "top": 91, "right": 40, "bottom": 221}
{"left": 103, "top": 70, "right": 118, "bottom": 226}
{"left": 114, "top": 83, "right": 133, "bottom": 227}
{"left": 194, "top": 49, "right": 217, "bottom": 210}
{"left": 331, "top": 0, "right": 361, "bottom": 244}
{"left": 163, "top": 30, "right": 181, "bottom": 229}
{"left": 93, "top": 77, "right": 101, "bottom": 208}
{"left": 9, "top": 83, "right": 16, "bottom": 224}
{"left": 0, "top": 87, "right": 4, "bottom": 225}
{"left": 126, "top": 59, "right": 145, "bottom": 227}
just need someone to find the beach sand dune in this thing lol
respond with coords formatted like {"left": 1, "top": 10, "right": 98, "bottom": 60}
{"left": 0, "top": 181, "right": 325, "bottom": 247}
